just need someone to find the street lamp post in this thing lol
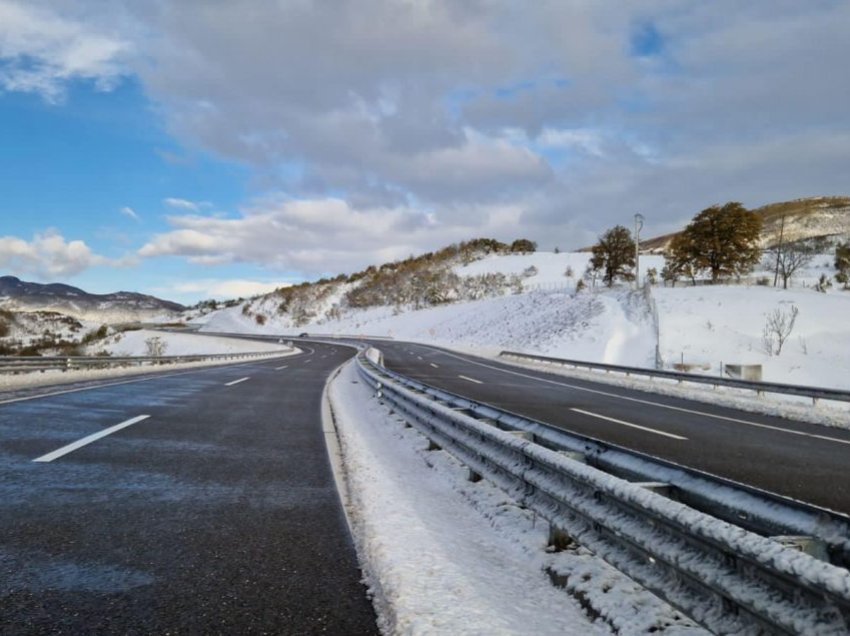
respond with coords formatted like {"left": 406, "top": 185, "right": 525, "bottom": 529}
{"left": 634, "top": 213, "right": 644, "bottom": 289}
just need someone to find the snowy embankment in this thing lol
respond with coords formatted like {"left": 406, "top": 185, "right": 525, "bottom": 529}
{"left": 196, "top": 250, "right": 850, "bottom": 391}
{"left": 654, "top": 285, "right": 850, "bottom": 390}
{"left": 328, "top": 361, "right": 702, "bottom": 635}
{"left": 0, "top": 331, "right": 293, "bottom": 394}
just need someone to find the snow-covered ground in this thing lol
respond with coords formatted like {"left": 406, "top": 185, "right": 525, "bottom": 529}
{"left": 328, "top": 361, "right": 703, "bottom": 635}
{"left": 654, "top": 285, "right": 850, "bottom": 389}
{"left": 197, "top": 251, "right": 850, "bottom": 391}
{"left": 84, "top": 329, "right": 287, "bottom": 357}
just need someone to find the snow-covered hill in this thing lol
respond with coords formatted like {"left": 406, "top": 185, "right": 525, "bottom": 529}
{"left": 641, "top": 195, "right": 850, "bottom": 253}
{"left": 195, "top": 249, "right": 850, "bottom": 390}
{"left": 0, "top": 276, "right": 184, "bottom": 323}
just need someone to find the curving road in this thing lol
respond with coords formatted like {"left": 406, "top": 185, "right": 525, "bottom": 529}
{"left": 5, "top": 332, "right": 850, "bottom": 632}
{"left": 0, "top": 344, "right": 378, "bottom": 634}
{"left": 370, "top": 340, "right": 850, "bottom": 515}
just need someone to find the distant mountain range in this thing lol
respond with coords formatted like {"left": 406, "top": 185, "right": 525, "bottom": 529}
{"left": 0, "top": 276, "right": 184, "bottom": 322}
{"left": 640, "top": 196, "right": 850, "bottom": 253}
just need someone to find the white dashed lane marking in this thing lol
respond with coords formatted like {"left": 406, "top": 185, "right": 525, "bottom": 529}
{"left": 33, "top": 415, "right": 151, "bottom": 463}
{"left": 570, "top": 408, "right": 687, "bottom": 440}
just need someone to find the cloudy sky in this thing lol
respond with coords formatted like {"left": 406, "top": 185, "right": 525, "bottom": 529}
{"left": 1, "top": 1, "right": 848, "bottom": 303}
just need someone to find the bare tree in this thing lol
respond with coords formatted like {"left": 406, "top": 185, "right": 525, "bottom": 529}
{"left": 761, "top": 305, "right": 799, "bottom": 356}
{"left": 145, "top": 336, "right": 168, "bottom": 358}
{"left": 767, "top": 240, "right": 814, "bottom": 289}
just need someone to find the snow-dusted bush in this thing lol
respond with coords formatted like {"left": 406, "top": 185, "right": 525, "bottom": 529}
{"left": 145, "top": 336, "right": 168, "bottom": 357}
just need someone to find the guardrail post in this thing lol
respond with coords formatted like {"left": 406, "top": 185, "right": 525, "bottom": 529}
{"left": 547, "top": 524, "right": 574, "bottom": 552}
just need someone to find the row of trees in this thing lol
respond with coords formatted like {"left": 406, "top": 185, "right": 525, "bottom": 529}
{"left": 589, "top": 202, "right": 764, "bottom": 287}
{"left": 591, "top": 202, "right": 850, "bottom": 289}
{"left": 590, "top": 201, "right": 850, "bottom": 289}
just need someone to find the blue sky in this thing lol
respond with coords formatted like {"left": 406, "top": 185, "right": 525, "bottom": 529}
{"left": 0, "top": 77, "right": 288, "bottom": 300}
{"left": 1, "top": 1, "right": 849, "bottom": 304}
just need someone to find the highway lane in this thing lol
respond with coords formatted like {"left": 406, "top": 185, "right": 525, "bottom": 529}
{"left": 0, "top": 344, "right": 377, "bottom": 634}
{"left": 373, "top": 340, "right": 850, "bottom": 514}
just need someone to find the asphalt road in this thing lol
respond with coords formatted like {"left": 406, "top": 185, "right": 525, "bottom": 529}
{"left": 0, "top": 344, "right": 378, "bottom": 635}
{"left": 373, "top": 340, "right": 850, "bottom": 515}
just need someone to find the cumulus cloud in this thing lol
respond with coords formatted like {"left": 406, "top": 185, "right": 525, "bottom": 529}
{"left": 127, "top": 1, "right": 850, "bottom": 243}
{"left": 0, "top": 0, "right": 130, "bottom": 101}
{"left": 0, "top": 230, "right": 110, "bottom": 278}
{"left": 5, "top": 1, "right": 850, "bottom": 263}
{"left": 139, "top": 196, "right": 529, "bottom": 276}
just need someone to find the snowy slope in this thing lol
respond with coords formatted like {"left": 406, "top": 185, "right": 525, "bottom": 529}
{"left": 195, "top": 250, "right": 850, "bottom": 389}
{"left": 654, "top": 285, "right": 850, "bottom": 389}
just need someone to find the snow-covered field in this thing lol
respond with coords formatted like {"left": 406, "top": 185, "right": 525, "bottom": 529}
{"left": 328, "top": 361, "right": 702, "bottom": 635}
{"left": 654, "top": 285, "right": 850, "bottom": 389}
{"left": 84, "top": 329, "right": 287, "bottom": 357}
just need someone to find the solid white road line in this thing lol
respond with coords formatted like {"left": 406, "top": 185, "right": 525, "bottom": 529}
{"left": 430, "top": 363, "right": 439, "bottom": 369}
{"left": 571, "top": 408, "right": 687, "bottom": 440}
{"left": 33, "top": 415, "right": 151, "bottom": 463}
{"left": 458, "top": 375, "right": 483, "bottom": 385}
{"left": 225, "top": 377, "right": 250, "bottom": 386}
{"left": 275, "top": 365, "right": 288, "bottom": 371}
{"left": 425, "top": 348, "right": 850, "bottom": 446}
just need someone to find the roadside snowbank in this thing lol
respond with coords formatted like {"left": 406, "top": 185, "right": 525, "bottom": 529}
{"left": 0, "top": 332, "right": 293, "bottom": 394}
{"left": 328, "top": 362, "right": 702, "bottom": 635}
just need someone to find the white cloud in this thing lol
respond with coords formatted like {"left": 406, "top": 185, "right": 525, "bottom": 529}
{"left": 165, "top": 279, "right": 290, "bottom": 301}
{"left": 0, "top": 230, "right": 109, "bottom": 278}
{"left": 6, "top": 1, "right": 850, "bottom": 263}
{"left": 0, "top": 0, "right": 130, "bottom": 101}
{"left": 163, "top": 197, "right": 200, "bottom": 212}
{"left": 138, "top": 196, "right": 527, "bottom": 276}
{"left": 119, "top": 1, "right": 849, "bottom": 246}
{"left": 119, "top": 206, "right": 139, "bottom": 221}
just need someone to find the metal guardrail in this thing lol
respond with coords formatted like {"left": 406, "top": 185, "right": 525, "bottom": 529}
{"left": 500, "top": 350, "right": 850, "bottom": 405}
{"left": 357, "top": 350, "right": 850, "bottom": 634}
{"left": 0, "top": 351, "right": 285, "bottom": 374}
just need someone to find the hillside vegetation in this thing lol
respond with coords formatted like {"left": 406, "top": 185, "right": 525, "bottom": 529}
{"left": 641, "top": 196, "right": 850, "bottom": 253}
{"left": 237, "top": 238, "right": 537, "bottom": 327}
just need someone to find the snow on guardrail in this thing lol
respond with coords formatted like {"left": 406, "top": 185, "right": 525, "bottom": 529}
{"left": 499, "top": 350, "right": 850, "bottom": 405}
{"left": 357, "top": 350, "right": 850, "bottom": 634}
